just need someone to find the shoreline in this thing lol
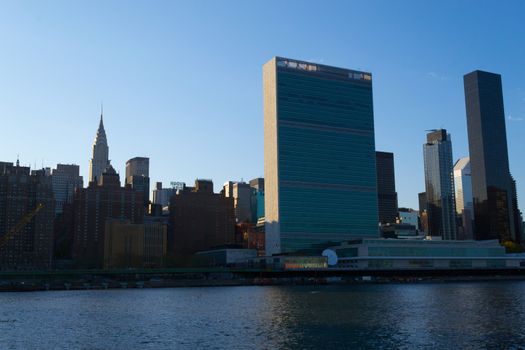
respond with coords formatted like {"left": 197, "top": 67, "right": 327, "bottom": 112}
{"left": 2, "top": 273, "right": 525, "bottom": 292}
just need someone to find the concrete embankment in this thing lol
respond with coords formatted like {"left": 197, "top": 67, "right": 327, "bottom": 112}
{"left": 1, "top": 268, "right": 525, "bottom": 292}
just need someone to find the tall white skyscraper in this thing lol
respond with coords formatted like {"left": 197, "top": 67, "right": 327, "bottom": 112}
{"left": 88, "top": 112, "right": 110, "bottom": 183}
{"left": 454, "top": 157, "right": 474, "bottom": 239}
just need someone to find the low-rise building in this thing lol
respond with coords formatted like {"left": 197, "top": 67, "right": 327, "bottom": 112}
{"left": 249, "top": 255, "right": 328, "bottom": 270}
{"left": 103, "top": 219, "right": 167, "bottom": 269}
{"left": 196, "top": 248, "right": 257, "bottom": 267}
{"left": 398, "top": 208, "right": 419, "bottom": 228}
{"left": 380, "top": 223, "right": 420, "bottom": 239}
{"left": 237, "top": 220, "right": 265, "bottom": 255}
{"left": 323, "top": 239, "right": 525, "bottom": 270}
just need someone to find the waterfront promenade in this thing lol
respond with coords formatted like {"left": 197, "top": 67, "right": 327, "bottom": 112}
{"left": 2, "top": 267, "right": 525, "bottom": 292}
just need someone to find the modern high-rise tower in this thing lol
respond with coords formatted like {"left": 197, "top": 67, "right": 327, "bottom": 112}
{"left": 263, "top": 57, "right": 379, "bottom": 255}
{"left": 423, "top": 129, "right": 457, "bottom": 240}
{"left": 89, "top": 111, "right": 110, "bottom": 183}
{"left": 464, "top": 70, "right": 519, "bottom": 242}
{"left": 376, "top": 151, "right": 398, "bottom": 225}
{"left": 51, "top": 164, "right": 83, "bottom": 215}
{"left": 454, "top": 157, "right": 474, "bottom": 240}
{"left": 125, "top": 157, "right": 150, "bottom": 207}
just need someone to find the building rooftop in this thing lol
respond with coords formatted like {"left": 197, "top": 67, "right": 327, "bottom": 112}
{"left": 454, "top": 157, "right": 471, "bottom": 172}
{"left": 273, "top": 56, "right": 372, "bottom": 83}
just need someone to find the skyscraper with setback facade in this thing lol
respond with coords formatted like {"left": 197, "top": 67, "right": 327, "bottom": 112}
{"left": 423, "top": 129, "right": 457, "bottom": 240}
{"left": 88, "top": 112, "right": 110, "bottom": 183}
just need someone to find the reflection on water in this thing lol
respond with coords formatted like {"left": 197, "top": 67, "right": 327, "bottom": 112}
{"left": 1, "top": 282, "right": 525, "bottom": 349}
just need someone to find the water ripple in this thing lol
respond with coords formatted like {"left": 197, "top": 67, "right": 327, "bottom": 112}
{"left": 1, "top": 281, "right": 525, "bottom": 349}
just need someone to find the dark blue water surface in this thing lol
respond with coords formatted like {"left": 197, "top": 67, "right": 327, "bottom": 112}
{"left": 1, "top": 282, "right": 525, "bottom": 349}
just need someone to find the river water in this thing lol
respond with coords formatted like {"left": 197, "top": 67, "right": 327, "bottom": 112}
{"left": 1, "top": 281, "right": 525, "bottom": 349}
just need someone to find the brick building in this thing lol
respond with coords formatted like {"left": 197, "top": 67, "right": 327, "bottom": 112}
{"left": 73, "top": 165, "right": 143, "bottom": 268}
{"left": 0, "top": 162, "right": 55, "bottom": 270}
{"left": 169, "top": 179, "right": 235, "bottom": 255}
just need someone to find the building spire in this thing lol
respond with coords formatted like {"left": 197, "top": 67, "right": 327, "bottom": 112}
{"left": 99, "top": 101, "right": 104, "bottom": 127}
{"left": 98, "top": 102, "right": 106, "bottom": 134}
{"left": 90, "top": 104, "right": 110, "bottom": 183}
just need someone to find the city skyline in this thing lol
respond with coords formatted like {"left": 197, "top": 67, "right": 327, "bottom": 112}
{"left": 1, "top": 1, "right": 524, "bottom": 210}
{"left": 2, "top": 3, "right": 525, "bottom": 349}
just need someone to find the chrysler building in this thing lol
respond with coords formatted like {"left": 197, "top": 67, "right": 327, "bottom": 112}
{"left": 88, "top": 109, "right": 110, "bottom": 183}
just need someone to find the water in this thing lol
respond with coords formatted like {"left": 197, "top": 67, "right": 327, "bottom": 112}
{"left": 1, "top": 282, "right": 525, "bottom": 349}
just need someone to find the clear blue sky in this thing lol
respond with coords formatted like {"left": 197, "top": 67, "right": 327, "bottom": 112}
{"left": 1, "top": 0, "right": 524, "bottom": 209}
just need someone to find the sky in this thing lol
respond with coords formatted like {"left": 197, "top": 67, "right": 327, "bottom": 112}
{"left": 0, "top": 0, "right": 524, "bottom": 209}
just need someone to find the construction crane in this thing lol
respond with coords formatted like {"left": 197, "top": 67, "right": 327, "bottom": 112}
{"left": 0, "top": 203, "right": 45, "bottom": 249}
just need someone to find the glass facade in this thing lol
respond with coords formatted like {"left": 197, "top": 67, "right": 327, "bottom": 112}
{"left": 423, "top": 130, "right": 457, "bottom": 239}
{"left": 264, "top": 57, "right": 379, "bottom": 255}
{"left": 361, "top": 238, "right": 505, "bottom": 257}
{"left": 329, "top": 239, "right": 512, "bottom": 270}
{"left": 376, "top": 151, "right": 398, "bottom": 224}
{"left": 249, "top": 178, "right": 265, "bottom": 223}
{"left": 367, "top": 246, "right": 502, "bottom": 257}
{"left": 464, "top": 70, "right": 518, "bottom": 241}
{"left": 454, "top": 157, "right": 473, "bottom": 215}
{"left": 454, "top": 157, "right": 474, "bottom": 239}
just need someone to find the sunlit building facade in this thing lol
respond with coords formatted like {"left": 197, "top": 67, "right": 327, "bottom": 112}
{"left": 423, "top": 129, "right": 457, "bottom": 240}
{"left": 223, "top": 181, "right": 252, "bottom": 223}
{"left": 454, "top": 157, "right": 474, "bottom": 239}
{"left": 88, "top": 113, "right": 110, "bottom": 183}
{"left": 263, "top": 57, "right": 379, "bottom": 255}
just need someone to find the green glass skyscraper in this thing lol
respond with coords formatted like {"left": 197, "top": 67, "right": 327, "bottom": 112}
{"left": 263, "top": 57, "right": 379, "bottom": 255}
